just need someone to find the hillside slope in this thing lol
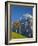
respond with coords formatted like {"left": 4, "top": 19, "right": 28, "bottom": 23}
{"left": 10, "top": 32, "right": 27, "bottom": 39}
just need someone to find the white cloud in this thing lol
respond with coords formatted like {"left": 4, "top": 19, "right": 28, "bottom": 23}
{"left": 23, "top": 13, "right": 32, "bottom": 19}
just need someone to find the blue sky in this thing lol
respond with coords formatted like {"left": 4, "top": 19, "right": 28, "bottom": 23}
{"left": 10, "top": 5, "right": 33, "bottom": 22}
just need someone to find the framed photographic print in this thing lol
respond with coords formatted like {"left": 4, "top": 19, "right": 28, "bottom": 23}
{"left": 5, "top": 1, "right": 37, "bottom": 45}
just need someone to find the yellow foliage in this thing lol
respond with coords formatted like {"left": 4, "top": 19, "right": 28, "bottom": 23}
{"left": 14, "top": 22, "right": 20, "bottom": 28}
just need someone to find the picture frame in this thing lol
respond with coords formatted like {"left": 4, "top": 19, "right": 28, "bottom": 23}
{"left": 5, "top": 1, "right": 37, "bottom": 45}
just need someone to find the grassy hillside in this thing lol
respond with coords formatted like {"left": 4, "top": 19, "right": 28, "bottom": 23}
{"left": 10, "top": 32, "right": 27, "bottom": 39}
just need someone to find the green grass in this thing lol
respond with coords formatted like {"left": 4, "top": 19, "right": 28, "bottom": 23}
{"left": 10, "top": 32, "right": 27, "bottom": 39}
